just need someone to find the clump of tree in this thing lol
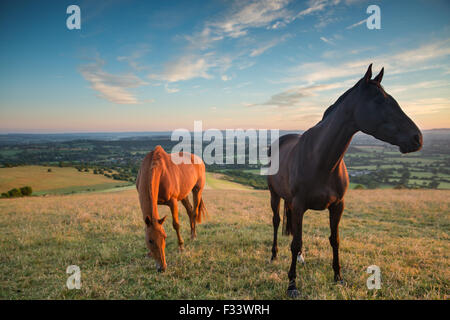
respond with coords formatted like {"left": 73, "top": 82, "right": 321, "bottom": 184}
{"left": 1, "top": 186, "right": 32, "bottom": 198}
{"left": 2, "top": 163, "right": 17, "bottom": 168}
{"left": 428, "top": 180, "right": 440, "bottom": 189}
{"left": 112, "top": 173, "right": 134, "bottom": 182}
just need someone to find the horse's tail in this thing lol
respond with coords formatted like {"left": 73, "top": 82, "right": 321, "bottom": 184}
{"left": 282, "top": 201, "right": 293, "bottom": 236}
{"left": 196, "top": 198, "right": 208, "bottom": 223}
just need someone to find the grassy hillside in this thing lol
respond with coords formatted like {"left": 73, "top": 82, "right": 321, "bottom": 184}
{"left": 0, "top": 188, "right": 448, "bottom": 299}
{"left": 0, "top": 166, "right": 130, "bottom": 195}
{"left": 205, "top": 172, "right": 253, "bottom": 191}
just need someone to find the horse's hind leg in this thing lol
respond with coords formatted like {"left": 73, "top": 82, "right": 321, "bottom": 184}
{"left": 269, "top": 188, "right": 281, "bottom": 261}
{"left": 191, "top": 186, "right": 203, "bottom": 239}
{"left": 181, "top": 197, "right": 196, "bottom": 240}
{"left": 168, "top": 198, "right": 184, "bottom": 251}
{"left": 328, "top": 200, "right": 344, "bottom": 283}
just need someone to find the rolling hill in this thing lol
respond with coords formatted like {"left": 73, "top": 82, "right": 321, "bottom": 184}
{"left": 0, "top": 187, "right": 448, "bottom": 299}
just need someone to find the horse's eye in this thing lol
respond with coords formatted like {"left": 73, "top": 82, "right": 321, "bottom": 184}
{"left": 149, "top": 239, "right": 154, "bottom": 245}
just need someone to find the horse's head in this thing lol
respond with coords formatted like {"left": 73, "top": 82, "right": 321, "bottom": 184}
{"left": 353, "top": 64, "right": 423, "bottom": 153}
{"left": 144, "top": 215, "right": 167, "bottom": 272}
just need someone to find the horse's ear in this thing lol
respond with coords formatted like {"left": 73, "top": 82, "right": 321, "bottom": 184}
{"left": 374, "top": 67, "right": 384, "bottom": 83}
{"left": 145, "top": 216, "right": 151, "bottom": 226}
{"left": 363, "top": 63, "right": 373, "bottom": 83}
{"left": 158, "top": 215, "right": 167, "bottom": 225}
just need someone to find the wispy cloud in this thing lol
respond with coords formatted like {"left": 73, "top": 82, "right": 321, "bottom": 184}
{"left": 250, "top": 35, "right": 289, "bottom": 57}
{"left": 208, "top": 0, "right": 292, "bottom": 39}
{"left": 296, "top": 0, "right": 327, "bottom": 18}
{"left": 320, "top": 36, "right": 334, "bottom": 45}
{"left": 183, "top": 0, "right": 342, "bottom": 58}
{"left": 249, "top": 83, "right": 343, "bottom": 108}
{"left": 281, "top": 39, "right": 450, "bottom": 84}
{"left": 389, "top": 80, "right": 450, "bottom": 94}
{"left": 346, "top": 18, "right": 366, "bottom": 29}
{"left": 401, "top": 97, "right": 450, "bottom": 115}
{"left": 185, "top": 0, "right": 292, "bottom": 49}
{"left": 79, "top": 58, "right": 148, "bottom": 104}
{"left": 117, "top": 46, "right": 151, "bottom": 71}
{"left": 389, "top": 39, "right": 450, "bottom": 65}
{"left": 159, "top": 0, "right": 355, "bottom": 86}
{"left": 149, "top": 55, "right": 213, "bottom": 83}
{"left": 165, "top": 83, "right": 179, "bottom": 93}
{"left": 149, "top": 50, "right": 234, "bottom": 85}
{"left": 249, "top": 37, "right": 450, "bottom": 127}
{"left": 250, "top": 41, "right": 278, "bottom": 57}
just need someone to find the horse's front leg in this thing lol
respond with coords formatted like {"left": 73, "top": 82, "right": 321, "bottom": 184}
{"left": 181, "top": 197, "right": 196, "bottom": 240}
{"left": 287, "top": 198, "right": 305, "bottom": 298}
{"left": 168, "top": 198, "right": 184, "bottom": 252}
{"left": 269, "top": 188, "right": 281, "bottom": 261}
{"left": 329, "top": 200, "right": 344, "bottom": 283}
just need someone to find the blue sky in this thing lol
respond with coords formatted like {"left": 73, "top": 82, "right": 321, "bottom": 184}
{"left": 0, "top": 0, "right": 449, "bottom": 132}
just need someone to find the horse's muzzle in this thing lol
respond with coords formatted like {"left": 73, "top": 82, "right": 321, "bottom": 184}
{"left": 399, "top": 134, "right": 422, "bottom": 153}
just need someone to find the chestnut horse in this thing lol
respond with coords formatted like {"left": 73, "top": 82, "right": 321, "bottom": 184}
{"left": 136, "top": 145, "right": 207, "bottom": 272}
{"left": 267, "top": 65, "right": 423, "bottom": 297}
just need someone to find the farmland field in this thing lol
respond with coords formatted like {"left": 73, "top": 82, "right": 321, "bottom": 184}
{"left": 0, "top": 187, "right": 448, "bottom": 299}
{"left": 0, "top": 166, "right": 130, "bottom": 195}
{"left": 205, "top": 172, "right": 253, "bottom": 191}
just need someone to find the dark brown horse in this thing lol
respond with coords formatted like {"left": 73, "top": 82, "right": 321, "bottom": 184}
{"left": 136, "top": 145, "right": 207, "bottom": 272}
{"left": 267, "top": 64, "right": 423, "bottom": 297}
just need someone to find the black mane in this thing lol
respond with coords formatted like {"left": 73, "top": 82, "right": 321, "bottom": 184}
{"left": 321, "top": 81, "right": 360, "bottom": 121}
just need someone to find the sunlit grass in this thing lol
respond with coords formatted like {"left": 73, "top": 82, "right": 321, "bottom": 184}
{"left": 0, "top": 189, "right": 448, "bottom": 299}
{"left": 0, "top": 165, "right": 129, "bottom": 194}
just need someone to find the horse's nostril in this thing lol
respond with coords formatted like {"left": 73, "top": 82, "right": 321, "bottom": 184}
{"left": 413, "top": 134, "right": 421, "bottom": 145}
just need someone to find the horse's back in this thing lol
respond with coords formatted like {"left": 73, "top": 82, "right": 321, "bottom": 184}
{"left": 171, "top": 152, "right": 205, "bottom": 199}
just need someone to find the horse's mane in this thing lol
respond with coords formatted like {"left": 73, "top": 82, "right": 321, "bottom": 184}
{"left": 150, "top": 145, "right": 165, "bottom": 169}
{"left": 320, "top": 80, "right": 360, "bottom": 121}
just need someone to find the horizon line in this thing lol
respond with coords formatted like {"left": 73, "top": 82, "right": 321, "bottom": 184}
{"left": 1, "top": 128, "right": 450, "bottom": 135}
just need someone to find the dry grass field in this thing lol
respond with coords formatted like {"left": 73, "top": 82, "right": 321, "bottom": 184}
{"left": 0, "top": 188, "right": 448, "bottom": 299}
{"left": 205, "top": 172, "right": 253, "bottom": 190}
{"left": 0, "top": 166, "right": 129, "bottom": 195}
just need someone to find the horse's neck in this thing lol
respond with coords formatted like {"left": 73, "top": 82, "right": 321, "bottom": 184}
{"left": 147, "top": 165, "right": 162, "bottom": 219}
{"left": 312, "top": 103, "right": 358, "bottom": 172}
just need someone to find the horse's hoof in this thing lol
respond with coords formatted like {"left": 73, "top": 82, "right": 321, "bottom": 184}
{"left": 335, "top": 279, "right": 346, "bottom": 286}
{"left": 178, "top": 246, "right": 184, "bottom": 253}
{"left": 334, "top": 275, "right": 345, "bottom": 285}
{"left": 270, "top": 256, "right": 277, "bottom": 262}
{"left": 287, "top": 289, "right": 299, "bottom": 298}
{"left": 297, "top": 253, "right": 305, "bottom": 264}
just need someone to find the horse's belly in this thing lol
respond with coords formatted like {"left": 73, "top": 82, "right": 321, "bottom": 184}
{"left": 157, "top": 185, "right": 171, "bottom": 203}
{"left": 306, "top": 191, "right": 337, "bottom": 210}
